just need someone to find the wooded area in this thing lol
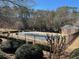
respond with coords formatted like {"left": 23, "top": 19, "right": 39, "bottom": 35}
{"left": 0, "top": 0, "right": 79, "bottom": 32}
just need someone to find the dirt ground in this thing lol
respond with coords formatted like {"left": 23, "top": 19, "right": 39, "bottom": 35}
{"left": 66, "top": 36, "right": 79, "bottom": 53}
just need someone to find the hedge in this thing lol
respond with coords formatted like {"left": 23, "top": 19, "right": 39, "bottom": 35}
{"left": 1, "top": 38, "right": 26, "bottom": 53}
{"left": 15, "top": 44, "right": 43, "bottom": 59}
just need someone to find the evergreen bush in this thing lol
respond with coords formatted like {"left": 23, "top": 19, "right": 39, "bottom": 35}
{"left": 69, "top": 48, "right": 79, "bottom": 59}
{"left": 15, "top": 44, "right": 43, "bottom": 59}
{"left": 1, "top": 38, "right": 25, "bottom": 53}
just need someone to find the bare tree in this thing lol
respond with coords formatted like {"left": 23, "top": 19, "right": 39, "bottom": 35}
{"left": 46, "top": 34, "right": 66, "bottom": 59}
{"left": 0, "top": 0, "right": 35, "bottom": 29}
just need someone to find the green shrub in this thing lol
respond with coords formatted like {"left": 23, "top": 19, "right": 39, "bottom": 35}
{"left": 69, "top": 48, "right": 79, "bottom": 59}
{"left": 15, "top": 44, "right": 43, "bottom": 59}
{"left": 0, "top": 55, "right": 6, "bottom": 59}
{"left": 35, "top": 44, "right": 50, "bottom": 51}
{"left": 70, "top": 56, "right": 79, "bottom": 59}
{"left": 0, "top": 50, "right": 7, "bottom": 59}
{"left": 1, "top": 38, "right": 25, "bottom": 53}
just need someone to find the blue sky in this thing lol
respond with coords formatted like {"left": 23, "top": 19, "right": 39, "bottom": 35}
{"left": 32, "top": 0, "right": 79, "bottom": 11}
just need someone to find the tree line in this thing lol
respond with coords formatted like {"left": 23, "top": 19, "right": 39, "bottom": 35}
{"left": 0, "top": 0, "right": 79, "bottom": 32}
{"left": 28, "top": 6, "right": 79, "bottom": 32}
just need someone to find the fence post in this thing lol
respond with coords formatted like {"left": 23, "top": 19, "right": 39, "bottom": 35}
{"left": 33, "top": 35, "right": 35, "bottom": 45}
